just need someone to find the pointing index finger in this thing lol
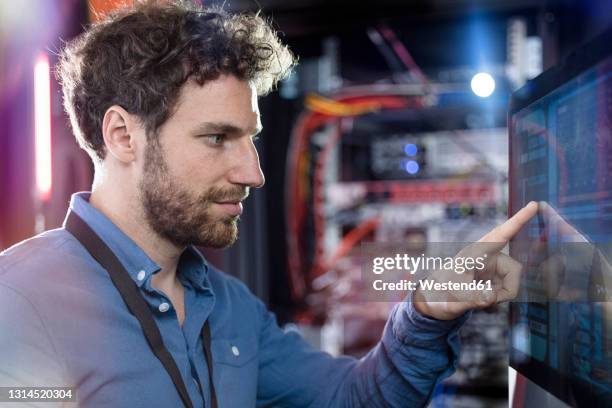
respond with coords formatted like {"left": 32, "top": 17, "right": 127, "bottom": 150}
{"left": 479, "top": 201, "right": 538, "bottom": 246}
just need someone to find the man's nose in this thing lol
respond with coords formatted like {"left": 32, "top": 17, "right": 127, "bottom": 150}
{"left": 228, "top": 140, "right": 265, "bottom": 189}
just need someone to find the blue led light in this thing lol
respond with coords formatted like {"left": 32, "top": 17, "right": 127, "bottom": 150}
{"left": 404, "top": 160, "right": 420, "bottom": 174}
{"left": 404, "top": 143, "right": 418, "bottom": 157}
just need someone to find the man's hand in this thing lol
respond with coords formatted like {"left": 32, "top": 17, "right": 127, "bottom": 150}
{"left": 414, "top": 201, "right": 538, "bottom": 320}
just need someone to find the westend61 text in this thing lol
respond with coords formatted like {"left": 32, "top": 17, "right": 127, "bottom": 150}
{"left": 372, "top": 279, "right": 493, "bottom": 292}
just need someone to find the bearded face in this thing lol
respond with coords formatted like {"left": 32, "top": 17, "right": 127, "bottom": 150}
{"left": 134, "top": 76, "right": 263, "bottom": 248}
{"left": 139, "top": 139, "right": 247, "bottom": 248}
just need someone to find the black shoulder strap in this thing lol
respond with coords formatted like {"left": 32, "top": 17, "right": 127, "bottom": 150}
{"left": 65, "top": 211, "right": 217, "bottom": 408}
{"left": 202, "top": 321, "right": 217, "bottom": 408}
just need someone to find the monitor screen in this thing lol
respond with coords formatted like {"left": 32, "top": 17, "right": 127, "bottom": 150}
{"left": 509, "top": 29, "right": 612, "bottom": 407}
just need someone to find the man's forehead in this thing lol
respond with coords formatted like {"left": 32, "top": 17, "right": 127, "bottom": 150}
{"left": 184, "top": 74, "right": 257, "bottom": 98}
{"left": 173, "top": 75, "right": 261, "bottom": 130}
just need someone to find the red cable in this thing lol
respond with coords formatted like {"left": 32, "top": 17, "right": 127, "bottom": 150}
{"left": 286, "top": 94, "right": 418, "bottom": 302}
{"left": 378, "top": 24, "right": 428, "bottom": 84}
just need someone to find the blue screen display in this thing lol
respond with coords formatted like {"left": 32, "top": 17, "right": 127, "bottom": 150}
{"left": 510, "top": 54, "right": 612, "bottom": 406}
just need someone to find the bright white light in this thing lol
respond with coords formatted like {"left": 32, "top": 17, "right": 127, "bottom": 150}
{"left": 34, "top": 52, "right": 52, "bottom": 201}
{"left": 404, "top": 160, "right": 420, "bottom": 175}
{"left": 471, "top": 72, "right": 495, "bottom": 97}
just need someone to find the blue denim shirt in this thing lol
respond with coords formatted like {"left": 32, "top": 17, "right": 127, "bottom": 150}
{"left": 0, "top": 192, "right": 467, "bottom": 407}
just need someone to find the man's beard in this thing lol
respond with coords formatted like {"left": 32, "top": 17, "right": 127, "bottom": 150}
{"left": 138, "top": 141, "right": 246, "bottom": 248}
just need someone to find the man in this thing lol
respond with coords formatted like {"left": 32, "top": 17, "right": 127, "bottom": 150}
{"left": 0, "top": 1, "right": 537, "bottom": 407}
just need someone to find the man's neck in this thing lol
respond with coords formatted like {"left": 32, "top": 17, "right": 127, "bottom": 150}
{"left": 89, "top": 188, "right": 183, "bottom": 285}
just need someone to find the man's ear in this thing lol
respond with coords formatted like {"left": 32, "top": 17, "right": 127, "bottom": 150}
{"left": 101, "top": 105, "right": 142, "bottom": 163}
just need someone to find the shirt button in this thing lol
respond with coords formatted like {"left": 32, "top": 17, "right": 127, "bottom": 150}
{"left": 158, "top": 302, "right": 170, "bottom": 312}
{"left": 231, "top": 346, "right": 240, "bottom": 357}
{"left": 137, "top": 270, "right": 146, "bottom": 281}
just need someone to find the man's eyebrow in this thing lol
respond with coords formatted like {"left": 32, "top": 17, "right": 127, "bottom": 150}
{"left": 192, "top": 121, "right": 262, "bottom": 136}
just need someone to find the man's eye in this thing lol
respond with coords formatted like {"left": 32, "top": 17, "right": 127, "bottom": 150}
{"left": 204, "top": 134, "right": 225, "bottom": 145}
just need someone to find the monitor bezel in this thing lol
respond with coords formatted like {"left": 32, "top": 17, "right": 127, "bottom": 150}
{"left": 508, "top": 26, "right": 612, "bottom": 407}
{"left": 509, "top": 28, "right": 612, "bottom": 118}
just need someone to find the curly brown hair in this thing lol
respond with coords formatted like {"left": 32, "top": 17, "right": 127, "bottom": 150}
{"left": 56, "top": 0, "right": 296, "bottom": 162}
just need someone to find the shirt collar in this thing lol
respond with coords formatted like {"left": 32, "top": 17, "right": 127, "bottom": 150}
{"left": 178, "top": 246, "right": 210, "bottom": 292}
{"left": 63, "top": 192, "right": 210, "bottom": 290}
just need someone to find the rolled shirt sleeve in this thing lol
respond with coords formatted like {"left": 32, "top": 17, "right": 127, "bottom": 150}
{"left": 256, "top": 297, "right": 469, "bottom": 408}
